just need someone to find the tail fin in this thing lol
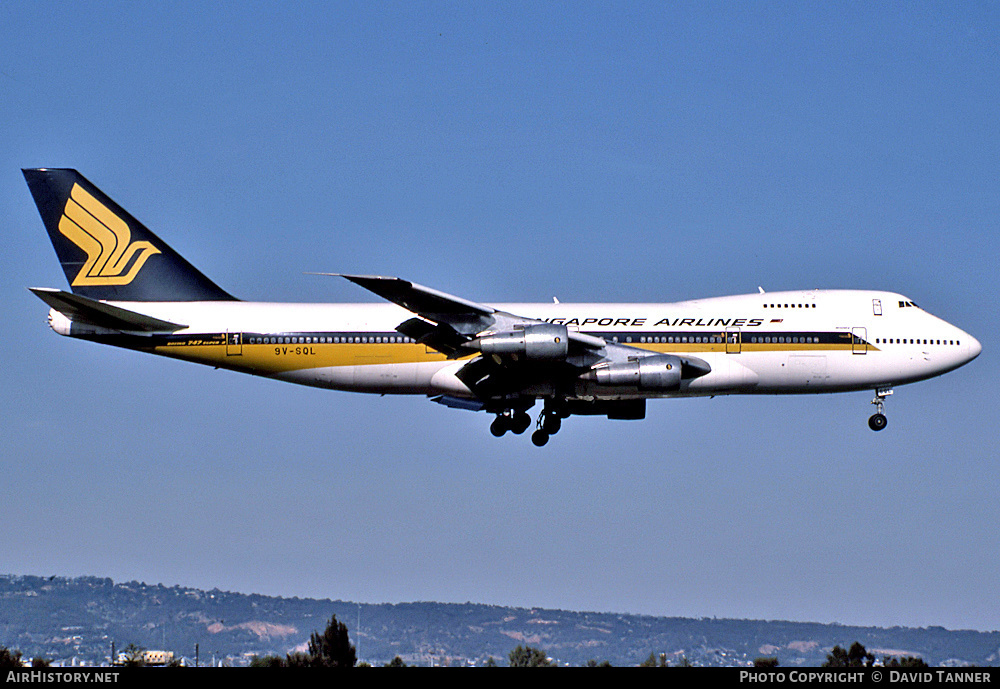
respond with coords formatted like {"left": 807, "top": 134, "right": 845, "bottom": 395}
{"left": 23, "top": 168, "right": 236, "bottom": 301}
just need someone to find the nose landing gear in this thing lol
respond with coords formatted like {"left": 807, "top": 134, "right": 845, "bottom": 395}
{"left": 868, "top": 388, "right": 892, "bottom": 431}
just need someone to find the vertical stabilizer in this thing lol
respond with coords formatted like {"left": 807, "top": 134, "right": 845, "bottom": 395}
{"left": 23, "top": 168, "right": 236, "bottom": 301}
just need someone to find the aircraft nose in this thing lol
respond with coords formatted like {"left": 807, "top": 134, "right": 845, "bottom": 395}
{"left": 966, "top": 334, "right": 982, "bottom": 362}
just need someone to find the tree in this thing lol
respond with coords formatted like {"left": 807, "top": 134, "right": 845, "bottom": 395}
{"left": 121, "top": 643, "right": 146, "bottom": 667}
{"left": 754, "top": 657, "right": 779, "bottom": 667}
{"left": 249, "top": 616, "right": 357, "bottom": 668}
{"left": 0, "top": 647, "right": 23, "bottom": 670}
{"left": 509, "top": 645, "right": 551, "bottom": 667}
{"left": 306, "top": 614, "right": 357, "bottom": 667}
{"left": 823, "top": 642, "right": 874, "bottom": 668}
{"left": 884, "top": 656, "right": 929, "bottom": 668}
{"left": 249, "top": 655, "right": 285, "bottom": 667}
{"left": 587, "top": 659, "right": 613, "bottom": 667}
{"left": 640, "top": 652, "right": 669, "bottom": 667}
{"left": 384, "top": 656, "right": 407, "bottom": 667}
{"left": 284, "top": 652, "right": 312, "bottom": 667}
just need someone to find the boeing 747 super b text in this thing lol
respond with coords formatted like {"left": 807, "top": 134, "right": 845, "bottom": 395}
{"left": 24, "top": 169, "right": 981, "bottom": 446}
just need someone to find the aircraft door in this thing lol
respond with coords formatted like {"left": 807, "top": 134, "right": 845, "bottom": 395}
{"left": 852, "top": 327, "right": 867, "bottom": 355}
{"left": 226, "top": 332, "right": 243, "bottom": 356}
{"left": 726, "top": 327, "right": 741, "bottom": 354}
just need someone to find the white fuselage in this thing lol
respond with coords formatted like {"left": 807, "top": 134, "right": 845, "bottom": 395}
{"left": 53, "top": 288, "right": 981, "bottom": 402}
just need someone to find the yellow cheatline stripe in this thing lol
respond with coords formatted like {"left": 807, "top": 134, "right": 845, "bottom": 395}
{"left": 153, "top": 342, "right": 461, "bottom": 374}
{"left": 148, "top": 338, "right": 878, "bottom": 375}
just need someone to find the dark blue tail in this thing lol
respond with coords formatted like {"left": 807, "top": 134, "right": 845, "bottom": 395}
{"left": 23, "top": 168, "right": 235, "bottom": 301}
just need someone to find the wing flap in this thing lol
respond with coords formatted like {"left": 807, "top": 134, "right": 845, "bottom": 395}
{"left": 396, "top": 317, "right": 469, "bottom": 358}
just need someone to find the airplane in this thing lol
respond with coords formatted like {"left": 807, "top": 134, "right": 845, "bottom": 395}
{"left": 23, "top": 168, "right": 982, "bottom": 446}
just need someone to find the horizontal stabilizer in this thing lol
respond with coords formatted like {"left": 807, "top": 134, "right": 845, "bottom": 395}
{"left": 29, "top": 288, "right": 187, "bottom": 332}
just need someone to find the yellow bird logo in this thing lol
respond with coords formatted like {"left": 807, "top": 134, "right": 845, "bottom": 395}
{"left": 58, "top": 183, "right": 160, "bottom": 286}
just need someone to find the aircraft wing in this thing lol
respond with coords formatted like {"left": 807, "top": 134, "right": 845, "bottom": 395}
{"left": 336, "top": 273, "right": 607, "bottom": 357}
{"left": 339, "top": 274, "right": 496, "bottom": 335}
{"left": 335, "top": 274, "right": 709, "bottom": 401}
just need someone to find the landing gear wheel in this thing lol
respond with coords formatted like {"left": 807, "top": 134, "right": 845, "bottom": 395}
{"left": 512, "top": 412, "right": 531, "bottom": 435}
{"left": 531, "top": 429, "right": 550, "bottom": 447}
{"left": 868, "top": 413, "right": 887, "bottom": 431}
{"left": 869, "top": 388, "right": 892, "bottom": 432}
{"left": 490, "top": 416, "right": 509, "bottom": 437}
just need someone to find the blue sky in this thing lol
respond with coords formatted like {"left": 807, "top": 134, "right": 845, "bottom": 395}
{"left": 2, "top": 2, "right": 999, "bottom": 634}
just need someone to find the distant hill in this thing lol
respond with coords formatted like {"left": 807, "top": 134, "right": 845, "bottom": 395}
{"left": 1, "top": 574, "right": 997, "bottom": 666}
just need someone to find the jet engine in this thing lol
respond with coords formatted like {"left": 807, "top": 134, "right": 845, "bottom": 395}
{"left": 470, "top": 323, "right": 569, "bottom": 360}
{"left": 584, "top": 354, "right": 686, "bottom": 391}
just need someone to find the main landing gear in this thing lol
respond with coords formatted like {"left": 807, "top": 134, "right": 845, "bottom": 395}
{"left": 490, "top": 409, "right": 532, "bottom": 437}
{"left": 868, "top": 388, "right": 892, "bottom": 431}
{"left": 491, "top": 401, "right": 568, "bottom": 446}
{"left": 530, "top": 402, "right": 568, "bottom": 447}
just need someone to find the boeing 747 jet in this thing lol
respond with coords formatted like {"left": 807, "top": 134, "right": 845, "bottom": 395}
{"left": 24, "top": 169, "right": 981, "bottom": 445}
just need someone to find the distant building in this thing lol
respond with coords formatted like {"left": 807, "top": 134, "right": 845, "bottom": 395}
{"left": 114, "top": 650, "right": 174, "bottom": 666}
{"left": 143, "top": 651, "right": 174, "bottom": 666}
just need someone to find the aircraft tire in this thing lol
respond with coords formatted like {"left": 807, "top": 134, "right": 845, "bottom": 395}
{"left": 868, "top": 413, "right": 887, "bottom": 431}
{"left": 512, "top": 412, "right": 531, "bottom": 435}
{"left": 531, "top": 430, "right": 550, "bottom": 447}
{"left": 490, "top": 417, "right": 509, "bottom": 437}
